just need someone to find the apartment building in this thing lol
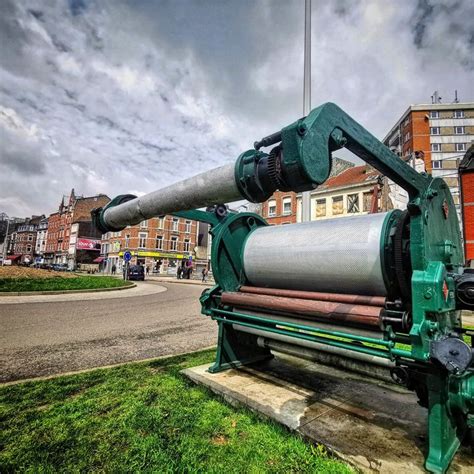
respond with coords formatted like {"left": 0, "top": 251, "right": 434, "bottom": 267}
{"left": 10, "top": 215, "right": 44, "bottom": 264}
{"left": 45, "top": 189, "right": 110, "bottom": 265}
{"left": 100, "top": 215, "right": 200, "bottom": 274}
{"left": 34, "top": 216, "right": 48, "bottom": 264}
{"left": 383, "top": 100, "right": 474, "bottom": 221}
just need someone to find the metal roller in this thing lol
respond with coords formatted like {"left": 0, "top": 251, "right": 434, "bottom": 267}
{"left": 243, "top": 212, "right": 391, "bottom": 296}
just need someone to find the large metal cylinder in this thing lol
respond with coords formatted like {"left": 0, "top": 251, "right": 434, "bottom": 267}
{"left": 243, "top": 212, "right": 392, "bottom": 296}
{"left": 103, "top": 163, "right": 242, "bottom": 229}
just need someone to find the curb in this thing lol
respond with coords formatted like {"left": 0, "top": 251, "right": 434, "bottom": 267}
{"left": 148, "top": 277, "right": 214, "bottom": 287}
{"left": 0, "top": 282, "right": 136, "bottom": 297}
{"left": 1, "top": 346, "right": 216, "bottom": 386}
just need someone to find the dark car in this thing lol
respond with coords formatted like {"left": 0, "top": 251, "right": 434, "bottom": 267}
{"left": 128, "top": 265, "right": 145, "bottom": 281}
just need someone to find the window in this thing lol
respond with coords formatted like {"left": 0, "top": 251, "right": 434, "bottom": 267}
{"left": 429, "top": 111, "right": 439, "bottom": 119}
{"left": 404, "top": 132, "right": 411, "bottom": 143}
{"left": 455, "top": 143, "right": 466, "bottom": 152}
{"left": 268, "top": 200, "right": 276, "bottom": 217}
{"left": 125, "top": 234, "right": 130, "bottom": 248}
{"left": 138, "top": 232, "right": 147, "bottom": 249}
{"left": 172, "top": 218, "right": 179, "bottom": 232}
{"left": 431, "top": 143, "right": 441, "bottom": 152}
{"left": 315, "top": 199, "right": 326, "bottom": 218}
{"left": 363, "top": 192, "right": 373, "bottom": 212}
{"left": 430, "top": 127, "right": 440, "bottom": 135}
{"left": 454, "top": 126, "right": 465, "bottom": 135}
{"left": 403, "top": 117, "right": 410, "bottom": 127}
{"left": 432, "top": 160, "right": 442, "bottom": 169}
{"left": 156, "top": 236, "right": 163, "bottom": 249}
{"left": 282, "top": 197, "right": 292, "bottom": 215}
{"left": 170, "top": 236, "right": 178, "bottom": 251}
{"left": 185, "top": 220, "right": 192, "bottom": 233}
{"left": 27, "top": 235, "right": 33, "bottom": 241}
{"left": 183, "top": 239, "right": 190, "bottom": 252}
{"left": 347, "top": 194, "right": 360, "bottom": 213}
{"left": 158, "top": 217, "right": 164, "bottom": 229}
{"left": 453, "top": 110, "right": 464, "bottom": 118}
{"left": 26, "top": 245, "right": 32, "bottom": 253}
{"left": 140, "top": 220, "right": 148, "bottom": 228}
{"left": 332, "top": 196, "right": 343, "bottom": 215}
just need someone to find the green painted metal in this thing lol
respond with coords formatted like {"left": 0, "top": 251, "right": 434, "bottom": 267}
{"left": 200, "top": 103, "right": 471, "bottom": 473}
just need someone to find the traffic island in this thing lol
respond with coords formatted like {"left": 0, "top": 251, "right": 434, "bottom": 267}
{"left": 182, "top": 354, "right": 474, "bottom": 473}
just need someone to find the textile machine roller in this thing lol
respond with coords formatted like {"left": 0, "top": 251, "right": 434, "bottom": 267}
{"left": 92, "top": 102, "right": 474, "bottom": 473}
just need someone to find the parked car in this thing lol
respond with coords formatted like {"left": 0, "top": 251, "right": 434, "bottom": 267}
{"left": 127, "top": 265, "right": 145, "bottom": 281}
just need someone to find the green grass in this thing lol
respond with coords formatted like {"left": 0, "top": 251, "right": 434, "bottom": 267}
{"left": 0, "top": 350, "right": 350, "bottom": 473}
{"left": 0, "top": 276, "right": 130, "bottom": 292}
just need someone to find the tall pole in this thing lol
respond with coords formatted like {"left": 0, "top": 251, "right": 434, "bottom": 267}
{"left": 301, "top": 0, "right": 312, "bottom": 222}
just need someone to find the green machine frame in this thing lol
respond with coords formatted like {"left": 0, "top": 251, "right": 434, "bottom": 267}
{"left": 174, "top": 103, "right": 473, "bottom": 473}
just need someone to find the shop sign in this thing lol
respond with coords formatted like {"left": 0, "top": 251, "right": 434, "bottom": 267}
{"left": 76, "top": 238, "right": 101, "bottom": 250}
{"left": 119, "top": 250, "right": 190, "bottom": 259}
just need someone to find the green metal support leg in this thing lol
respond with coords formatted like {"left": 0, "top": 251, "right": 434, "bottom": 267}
{"left": 425, "top": 374, "right": 463, "bottom": 473}
{"left": 208, "top": 322, "right": 273, "bottom": 373}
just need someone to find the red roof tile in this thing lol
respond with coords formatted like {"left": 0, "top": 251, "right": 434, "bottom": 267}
{"left": 321, "top": 165, "right": 380, "bottom": 189}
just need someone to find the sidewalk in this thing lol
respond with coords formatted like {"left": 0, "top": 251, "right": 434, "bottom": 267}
{"left": 146, "top": 275, "right": 214, "bottom": 286}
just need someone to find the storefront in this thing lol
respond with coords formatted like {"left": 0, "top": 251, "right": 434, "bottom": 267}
{"left": 118, "top": 250, "right": 193, "bottom": 274}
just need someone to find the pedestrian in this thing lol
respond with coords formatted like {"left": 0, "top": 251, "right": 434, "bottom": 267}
{"left": 111, "top": 264, "right": 116, "bottom": 275}
{"left": 201, "top": 267, "right": 208, "bottom": 283}
{"left": 177, "top": 266, "right": 182, "bottom": 279}
{"left": 146, "top": 265, "right": 150, "bottom": 276}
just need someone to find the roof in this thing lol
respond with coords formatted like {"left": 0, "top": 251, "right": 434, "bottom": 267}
{"left": 317, "top": 165, "right": 380, "bottom": 191}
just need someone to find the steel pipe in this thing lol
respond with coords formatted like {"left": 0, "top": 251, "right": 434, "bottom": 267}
{"left": 221, "top": 292, "right": 383, "bottom": 327}
{"left": 239, "top": 286, "right": 386, "bottom": 307}
{"left": 232, "top": 324, "right": 394, "bottom": 368}
{"left": 103, "top": 163, "right": 242, "bottom": 229}
{"left": 234, "top": 308, "right": 384, "bottom": 340}
{"left": 257, "top": 338, "right": 394, "bottom": 382}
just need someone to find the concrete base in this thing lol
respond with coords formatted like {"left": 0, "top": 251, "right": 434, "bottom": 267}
{"left": 182, "top": 355, "right": 473, "bottom": 473}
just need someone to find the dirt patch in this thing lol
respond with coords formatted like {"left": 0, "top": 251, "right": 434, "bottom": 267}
{"left": 0, "top": 267, "right": 76, "bottom": 279}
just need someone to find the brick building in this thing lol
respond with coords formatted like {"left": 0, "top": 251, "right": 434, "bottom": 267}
{"left": 383, "top": 99, "right": 474, "bottom": 222}
{"left": 100, "top": 215, "right": 200, "bottom": 275}
{"left": 293, "top": 165, "right": 382, "bottom": 221}
{"left": 460, "top": 145, "right": 474, "bottom": 266}
{"left": 45, "top": 189, "right": 110, "bottom": 266}
{"left": 10, "top": 215, "right": 44, "bottom": 264}
{"left": 34, "top": 217, "right": 48, "bottom": 264}
{"left": 261, "top": 157, "right": 354, "bottom": 224}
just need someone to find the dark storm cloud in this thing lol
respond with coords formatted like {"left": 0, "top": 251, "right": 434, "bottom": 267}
{"left": 0, "top": 0, "right": 473, "bottom": 217}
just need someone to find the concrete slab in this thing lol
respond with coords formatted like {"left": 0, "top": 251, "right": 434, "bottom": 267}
{"left": 182, "top": 355, "right": 473, "bottom": 473}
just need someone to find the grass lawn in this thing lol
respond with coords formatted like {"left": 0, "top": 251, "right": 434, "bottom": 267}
{"left": 0, "top": 276, "right": 130, "bottom": 292}
{"left": 0, "top": 350, "right": 350, "bottom": 473}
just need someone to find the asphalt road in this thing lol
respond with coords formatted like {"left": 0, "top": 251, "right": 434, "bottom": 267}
{"left": 0, "top": 282, "right": 217, "bottom": 383}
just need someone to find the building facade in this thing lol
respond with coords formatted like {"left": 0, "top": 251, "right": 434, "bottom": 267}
{"left": 383, "top": 101, "right": 474, "bottom": 222}
{"left": 100, "top": 215, "right": 200, "bottom": 274}
{"left": 34, "top": 217, "right": 48, "bottom": 264}
{"left": 11, "top": 215, "right": 44, "bottom": 264}
{"left": 295, "top": 165, "right": 382, "bottom": 221}
{"left": 45, "top": 189, "right": 110, "bottom": 266}
{"left": 460, "top": 145, "right": 474, "bottom": 265}
{"left": 261, "top": 158, "right": 355, "bottom": 224}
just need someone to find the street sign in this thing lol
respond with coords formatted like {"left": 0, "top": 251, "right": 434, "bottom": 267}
{"left": 123, "top": 250, "right": 132, "bottom": 262}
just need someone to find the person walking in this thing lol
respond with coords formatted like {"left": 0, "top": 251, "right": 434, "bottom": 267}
{"left": 146, "top": 265, "right": 150, "bottom": 276}
{"left": 111, "top": 264, "right": 116, "bottom": 275}
{"left": 177, "top": 266, "right": 182, "bottom": 279}
{"left": 201, "top": 267, "right": 208, "bottom": 282}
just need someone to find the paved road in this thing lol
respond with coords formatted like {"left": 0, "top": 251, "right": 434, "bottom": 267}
{"left": 0, "top": 282, "right": 217, "bottom": 383}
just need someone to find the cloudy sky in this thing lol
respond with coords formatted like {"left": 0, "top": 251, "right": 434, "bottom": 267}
{"left": 1, "top": 0, "right": 473, "bottom": 217}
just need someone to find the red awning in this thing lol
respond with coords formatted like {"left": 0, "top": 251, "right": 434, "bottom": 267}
{"left": 93, "top": 257, "right": 105, "bottom": 263}
{"left": 9, "top": 255, "right": 22, "bottom": 261}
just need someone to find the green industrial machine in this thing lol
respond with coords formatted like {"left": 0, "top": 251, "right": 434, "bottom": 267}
{"left": 93, "top": 103, "right": 474, "bottom": 473}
